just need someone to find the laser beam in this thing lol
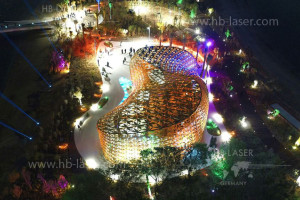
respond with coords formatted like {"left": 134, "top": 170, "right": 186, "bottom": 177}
{"left": 0, "top": 121, "right": 33, "bottom": 140}
{"left": 0, "top": 30, "right": 52, "bottom": 88}
{"left": 0, "top": 92, "right": 40, "bottom": 125}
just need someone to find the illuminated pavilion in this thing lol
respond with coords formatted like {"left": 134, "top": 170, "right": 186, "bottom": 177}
{"left": 97, "top": 46, "right": 209, "bottom": 163}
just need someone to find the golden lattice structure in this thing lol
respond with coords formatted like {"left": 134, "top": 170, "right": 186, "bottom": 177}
{"left": 97, "top": 46, "right": 209, "bottom": 163}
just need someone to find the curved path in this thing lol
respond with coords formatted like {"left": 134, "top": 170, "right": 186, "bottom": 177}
{"left": 74, "top": 38, "right": 156, "bottom": 169}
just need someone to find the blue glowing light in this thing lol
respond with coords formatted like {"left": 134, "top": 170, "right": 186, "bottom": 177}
{"left": 119, "top": 77, "right": 132, "bottom": 105}
{"left": 0, "top": 92, "right": 40, "bottom": 125}
{"left": 0, "top": 121, "right": 33, "bottom": 140}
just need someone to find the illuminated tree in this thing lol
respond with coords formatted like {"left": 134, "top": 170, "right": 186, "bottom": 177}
{"left": 74, "top": 20, "right": 78, "bottom": 33}
{"left": 81, "top": 23, "right": 85, "bottom": 39}
{"left": 108, "top": 0, "right": 112, "bottom": 20}
{"left": 57, "top": 2, "right": 67, "bottom": 13}
{"left": 184, "top": 143, "right": 211, "bottom": 200}
{"left": 166, "top": 25, "right": 177, "bottom": 47}
{"left": 94, "top": 11, "right": 101, "bottom": 29}
{"left": 52, "top": 21, "right": 62, "bottom": 38}
{"left": 180, "top": 31, "right": 187, "bottom": 50}
{"left": 73, "top": 89, "right": 83, "bottom": 105}
{"left": 157, "top": 22, "right": 165, "bottom": 46}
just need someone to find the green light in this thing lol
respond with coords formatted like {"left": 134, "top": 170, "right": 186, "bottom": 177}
{"left": 225, "top": 29, "right": 231, "bottom": 38}
{"left": 190, "top": 8, "right": 196, "bottom": 19}
{"left": 207, "top": 120, "right": 218, "bottom": 130}
{"left": 272, "top": 109, "right": 280, "bottom": 117}
{"left": 211, "top": 159, "right": 228, "bottom": 179}
{"left": 241, "top": 62, "right": 249, "bottom": 70}
{"left": 109, "top": 2, "right": 112, "bottom": 9}
{"left": 227, "top": 85, "right": 234, "bottom": 91}
{"left": 207, "top": 120, "right": 221, "bottom": 136}
{"left": 177, "top": 0, "right": 183, "bottom": 5}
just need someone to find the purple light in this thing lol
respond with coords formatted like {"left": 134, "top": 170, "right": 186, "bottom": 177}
{"left": 58, "top": 175, "right": 68, "bottom": 189}
{"left": 206, "top": 41, "right": 212, "bottom": 47}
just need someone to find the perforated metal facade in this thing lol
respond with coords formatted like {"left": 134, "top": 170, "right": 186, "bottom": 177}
{"left": 97, "top": 46, "right": 209, "bottom": 163}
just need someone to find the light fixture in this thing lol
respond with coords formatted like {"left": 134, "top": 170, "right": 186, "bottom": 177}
{"left": 85, "top": 158, "right": 99, "bottom": 169}
{"left": 209, "top": 93, "right": 214, "bottom": 102}
{"left": 101, "top": 84, "right": 110, "bottom": 93}
{"left": 239, "top": 116, "right": 248, "bottom": 128}
{"left": 213, "top": 113, "right": 224, "bottom": 123}
{"left": 91, "top": 103, "right": 98, "bottom": 111}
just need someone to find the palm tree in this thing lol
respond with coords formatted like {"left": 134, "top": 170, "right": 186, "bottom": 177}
{"left": 173, "top": 16, "right": 178, "bottom": 26}
{"left": 71, "top": 1, "right": 76, "bottom": 9}
{"left": 93, "top": 11, "right": 101, "bottom": 29}
{"left": 61, "top": 18, "right": 67, "bottom": 30}
{"left": 101, "top": 6, "right": 106, "bottom": 21}
{"left": 81, "top": 23, "right": 85, "bottom": 39}
{"left": 57, "top": 2, "right": 67, "bottom": 13}
{"left": 182, "top": 31, "right": 187, "bottom": 50}
{"left": 157, "top": 22, "right": 165, "bottom": 46}
{"left": 74, "top": 19, "right": 78, "bottom": 33}
{"left": 69, "top": 31, "right": 73, "bottom": 40}
{"left": 166, "top": 25, "right": 176, "bottom": 47}
{"left": 52, "top": 21, "right": 62, "bottom": 38}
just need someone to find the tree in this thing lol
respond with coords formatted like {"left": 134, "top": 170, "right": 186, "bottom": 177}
{"left": 138, "top": 147, "right": 183, "bottom": 199}
{"left": 57, "top": 2, "right": 67, "bottom": 13}
{"left": 208, "top": 136, "right": 298, "bottom": 199}
{"left": 52, "top": 21, "right": 62, "bottom": 38}
{"left": 183, "top": 143, "right": 211, "bottom": 200}
{"left": 62, "top": 170, "right": 110, "bottom": 200}
{"left": 81, "top": 23, "right": 85, "bottom": 39}
{"left": 166, "top": 25, "right": 177, "bottom": 47}
{"left": 61, "top": 18, "right": 67, "bottom": 31}
{"left": 94, "top": 11, "right": 101, "bottom": 29}
{"left": 62, "top": 170, "right": 148, "bottom": 200}
{"left": 73, "top": 20, "right": 78, "bottom": 33}
{"left": 157, "top": 22, "right": 165, "bottom": 46}
{"left": 73, "top": 89, "right": 83, "bottom": 105}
